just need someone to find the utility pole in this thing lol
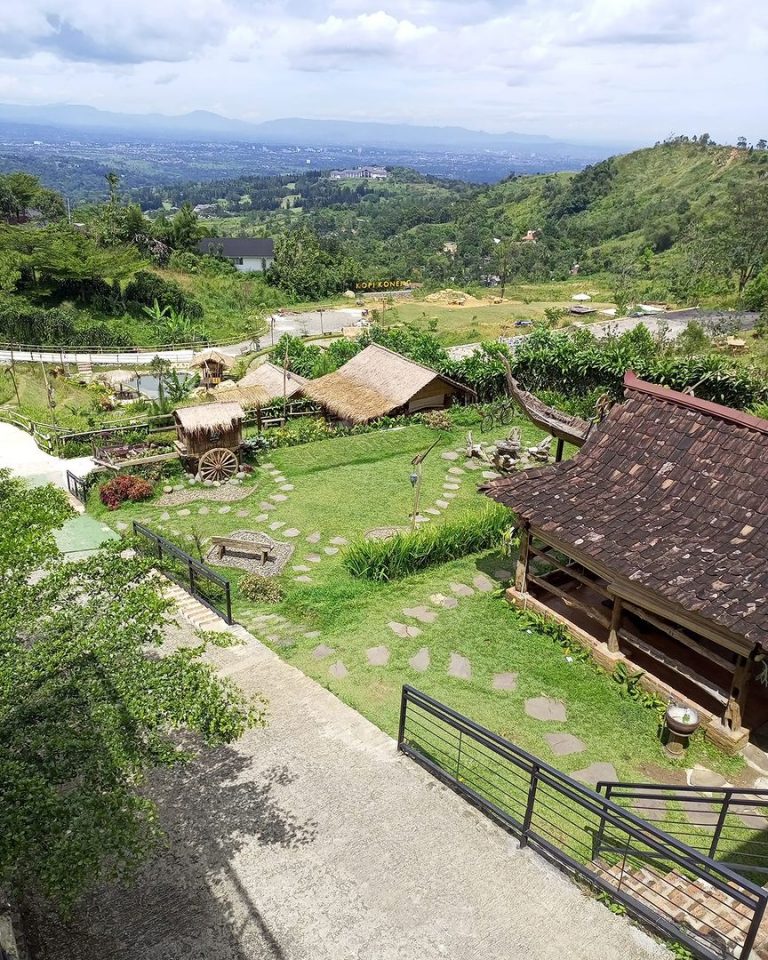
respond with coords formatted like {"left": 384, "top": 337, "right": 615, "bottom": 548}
{"left": 319, "top": 307, "right": 324, "bottom": 336}
{"left": 282, "top": 340, "right": 289, "bottom": 426}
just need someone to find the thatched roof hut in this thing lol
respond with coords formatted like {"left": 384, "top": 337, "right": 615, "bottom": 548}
{"left": 211, "top": 379, "right": 271, "bottom": 410}
{"left": 173, "top": 401, "right": 244, "bottom": 456}
{"left": 302, "top": 344, "right": 474, "bottom": 424}
{"left": 239, "top": 361, "right": 308, "bottom": 401}
{"left": 189, "top": 349, "right": 235, "bottom": 387}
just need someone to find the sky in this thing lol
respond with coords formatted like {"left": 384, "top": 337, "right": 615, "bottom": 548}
{"left": 0, "top": 0, "right": 765, "bottom": 144}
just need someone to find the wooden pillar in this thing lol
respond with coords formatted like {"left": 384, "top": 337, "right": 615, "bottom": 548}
{"left": 724, "top": 655, "right": 751, "bottom": 732}
{"left": 555, "top": 437, "right": 565, "bottom": 462}
{"left": 515, "top": 526, "right": 531, "bottom": 593}
{"left": 607, "top": 596, "right": 623, "bottom": 653}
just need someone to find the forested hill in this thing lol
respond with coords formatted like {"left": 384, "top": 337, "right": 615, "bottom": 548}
{"left": 137, "top": 141, "right": 768, "bottom": 303}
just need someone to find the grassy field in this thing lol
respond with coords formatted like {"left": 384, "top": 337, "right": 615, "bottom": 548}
{"left": 90, "top": 414, "right": 745, "bottom": 787}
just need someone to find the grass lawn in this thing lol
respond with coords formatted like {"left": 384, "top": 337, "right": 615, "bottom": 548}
{"left": 92, "top": 413, "right": 745, "bottom": 789}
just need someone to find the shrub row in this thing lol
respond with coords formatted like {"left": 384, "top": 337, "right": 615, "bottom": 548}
{"left": 99, "top": 474, "right": 154, "bottom": 510}
{"left": 343, "top": 504, "right": 512, "bottom": 582}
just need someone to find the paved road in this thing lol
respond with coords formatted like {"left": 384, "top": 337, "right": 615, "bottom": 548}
{"left": 29, "top": 622, "right": 669, "bottom": 960}
{"left": 0, "top": 308, "right": 365, "bottom": 366}
{"left": 0, "top": 422, "right": 93, "bottom": 489}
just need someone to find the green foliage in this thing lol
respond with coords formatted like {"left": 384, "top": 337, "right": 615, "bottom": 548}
{"left": 0, "top": 472, "right": 263, "bottom": 909}
{"left": 99, "top": 474, "right": 154, "bottom": 509}
{"left": 125, "top": 270, "right": 203, "bottom": 319}
{"left": 239, "top": 573, "right": 284, "bottom": 604}
{"left": 268, "top": 224, "right": 361, "bottom": 299}
{"left": 420, "top": 409, "right": 452, "bottom": 430}
{"left": 612, "top": 661, "right": 666, "bottom": 713}
{"left": 344, "top": 504, "right": 511, "bottom": 581}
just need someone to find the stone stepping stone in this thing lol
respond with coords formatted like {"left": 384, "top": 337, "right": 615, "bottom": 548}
{"left": 159, "top": 511, "right": 171, "bottom": 521}
{"left": 306, "top": 532, "right": 322, "bottom": 543}
{"left": 573, "top": 762, "right": 618, "bottom": 787}
{"left": 688, "top": 766, "right": 727, "bottom": 789}
{"left": 525, "top": 697, "right": 567, "bottom": 722}
{"left": 388, "top": 621, "right": 422, "bottom": 639}
{"left": 463, "top": 460, "right": 482, "bottom": 470}
{"left": 236, "top": 509, "right": 250, "bottom": 518}
{"left": 448, "top": 653, "right": 472, "bottom": 680}
{"left": 493, "top": 568, "right": 513, "bottom": 581}
{"left": 443, "top": 482, "right": 460, "bottom": 490}
{"left": 680, "top": 795, "right": 722, "bottom": 827}
{"left": 430, "top": 593, "right": 459, "bottom": 609}
{"left": 450, "top": 582, "right": 474, "bottom": 598}
{"left": 447, "top": 466, "right": 465, "bottom": 475}
{"left": 294, "top": 575, "right": 313, "bottom": 584}
{"left": 304, "top": 630, "right": 321, "bottom": 639}
{"left": 312, "top": 644, "right": 334, "bottom": 659}
{"left": 270, "top": 521, "right": 286, "bottom": 530}
{"left": 482, "top": 470, "right": 501, "bottom": 480}
{"left": 415, "top": 515, "right": 430, "bottom": 524}
{"left": 492, "top": 672, "right": 518, "bottom": 692}
{"left": 115, "top": 521, "right": 129, "bottom": 531}
{"left": 255, "top": 514, "right": 269, "bottom": 523}
{"left": 293, "top": 564, "right": 311, "bottom": 572}
{"left": 280, "top": 484, "right": 294, "bottom": 491}
{"left": 329, "top": 661, "right": 348, "bottom": 679}
{"left": 473, "top": 574, "right": 494, "bottom": 593}
{"left": 177, "top": 508, "right": 191, "bottom": 517}
{"left": 262, "top": 462, "right": 275, "bottom": 469}
{"left": 283, "top": 528, "right": 300, "bottom": 538}
{"left": 306, "top": 553, "right": 322, "bottom": 563}
{"left": 410, "top": 647, "right": 431, "bottom": 672}
{"left": 443, "top": 492, "right": 457, "bottom": 500}
{"left": 259, "top": 501, "right": 276, "bottom": 512}
{"left": 323, "top": 546, "right": 339, "bottom": 555}
{"left": 435, "top": 499, "right": 450, "bottom": 509}
{"left": 545, "top": 733, "right": 586, "bottom": 757}
{"left": 425, "top": 508, "right": 441, "bottom": 516}
{"left": 330, "top": 536, "right": 348, "bottom": 546}
{"left": 366, "top": 645, "right": 390, "bottom": 666}
{"left": 270, "top": 493, "right": 288, "bottom": 502}
{"left": 273, "top": 476, "right": 286, "bottom": 484}
{"left": 441, "top": 451, "right": 459, "bottom": 461}
{"left": 731, "top": 804, "right": 768, "bottom": 831}
{"left": 403, "top": 605, "right": 439, "bottom": 624}
{"left": 197, "top": 506, "right": 210, "bottom": 515}
{"left": 631, "top": 797, "right": 668, "bottom": 822}
{"left": 217, "top": 505, "right": 231, "bottom": 514}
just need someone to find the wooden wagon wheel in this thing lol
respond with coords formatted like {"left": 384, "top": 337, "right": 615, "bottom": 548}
{"left": 198, "top": 447, "right": 238, "bottom": 482}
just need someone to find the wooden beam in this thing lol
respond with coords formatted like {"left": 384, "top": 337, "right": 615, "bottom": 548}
{"left": 516, "top": 525, "right": 531, "bottom": 593}
{"left": 527, "top": 572, "right": 612, "bottom": 629}
{"left": 608, "top": 597, "right": 623, "bottom": 653}
{"left": 724, "top": 656, "right": 751, "bottom": 731}
{"left": 619, "top": 598, "right": 737, "bottom": 675}
{"left": 555, "top": 437, "right": 565, "bottom": 462}
{"left": 529, "top": 549, "right": 613, "bottom": 600}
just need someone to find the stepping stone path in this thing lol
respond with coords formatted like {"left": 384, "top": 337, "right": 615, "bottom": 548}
{"left": 493, "top": 569, "right": 513, "bottom": 581}
{"left": 415, "top": 515, "right": 430, "bottom": 524}
{"left": 443, "top": 483, "right": 460, "bottom": 491}
{"left": 270, "top": 494, "right": 288, "bottom": 503}
{"left": 218, "top": 506, "right": 231, "bottom": 514}
{"left": 431, "top": 593, "right": 459, "bottom": 609}
{"left": 688, "top": 766, "right": 726, "bottom": 788}
{"left": 544, "top": 733, "right": 586, "bottom": 757}
{"left": 323, "top": 546, "right": 339, "bottom": 555}
{"left": 441, "top": 451, "right": 459, "bottom": 461}
{"left": 632, "top": 797, "right": 668, "bottom": 822}
{"left": 306, "top": 532, "right": 321, "bottom": 543}
{"left": 435, "top": 499, "right": 450, "bottom": 509}
{"left": 330, "top": 537, "right": 348, "bottom": 546}
{"left": 294, "top": 575, "right": 313, "bottom": 584}
{"left": 525, "top": 697, "right": 567, "bottom": 722}
{"left": 262, "top": 463, "right": 275, "bottom": 469}
{"left": 273, "top": 476, "right": 286, "bottom": 484}
{"left": 450, "top": 582, "right": 474, "bottom": 598}
{"left": 304, "top": 631, "right": 321, "bottom": 639}
{"left": 388, "top": 621, "right": 422, "bottom": 639}
{"left": 236, "top": 509, "right": 250, "bottom": 518}
{"left": 425, "top": 508, "right": 441, "bottom": 516}
{"left": 492, "top": 672, "right": 518, "bottom": 692}
{"left": 447, "top": 466, "right": 465, "bottom": 475}
{"left": 260, "top": 501, "right": 276, "bottom": 511}
{"left": 403, "top": 606, "right": 439, "bottom": 624}
{"left": 270, "top": 521, "right": 286, "bottom": 530}
{"left": 366, "top": 646, "right": 390, "bottom": 667}
{"left": 178, "top": 509, "right": 190, "bottom": 517}
{"left": 473, "top": 574, "right": 494, "bottom": 592}
{"left": 306, "top": 554, "right": 322, "bottom": 564}
{"left": 329, "top": 661, "right": 348, "bottom": 679}
{"left": 255, "top": 514, "right": 269, "bottom": 523}
{"left": 280, "top": 484, "right": 294, "bottom": 491}
{"left": 409, "top": 647, "right": 431, "bottom": 672}
{"left": 680, "top": 795, "right": 721, "bottom": 827}
{"left": 293, "top": 565, "right": 311, "bottom": 572}
{"left": 443, "top": 492, "right": 457, "bottom": 500}
{"left": 482, "top": 470, "right": 501, "bottom": 480}
{"left": 463, "top": 460, "right": 482, "bottom": 471}
{"left": 159, "top": 512, "right": 170, "bottom": 521}
{"left": 449, "top": 653, "right": 472, "bottom": 680}
{"left": 115, "top": 521, "right": 129, "bottom": 531}
{"left": 573, "top": 762, "right": 618, "bottom": 787}
{"left": 283, "top": 528, "right": 300, "bottom": 538}
{"left": 198, "top": 506, "right": 210, "bottom": 515}
{"left": 312, "top": 644, "right": 334, "bottom": 660}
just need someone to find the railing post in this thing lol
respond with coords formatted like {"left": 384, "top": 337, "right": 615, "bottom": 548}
{"left": 225, "top": 580, "right": 232, "bottom": 624}
{"left": 188, "top": 560, "right": 195, "bottom": 599}
{"left": 741, "top": 893, "right": 768, "bottom": 959}
{"left": 709, "top": 788, "right": 732, "bottom": 860}
{"left": 520, "top": 763, "right": 540, "bottom": 848}
{"left": 593, "top": 784, "right": 611, "bottom": 861}
{"left": 397, "top": 686, "right": 408, "bottom": 748}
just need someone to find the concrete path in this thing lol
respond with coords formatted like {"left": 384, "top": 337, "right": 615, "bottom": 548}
{"left": 0, "top": 422, "right": 93, "bottom": 488}
{"left": 30, "top": 624, "right": 669, "bottom": 960}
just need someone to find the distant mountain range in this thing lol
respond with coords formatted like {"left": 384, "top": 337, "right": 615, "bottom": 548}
{"left": 0, "top": 103, "right": 620, "bottom": 155}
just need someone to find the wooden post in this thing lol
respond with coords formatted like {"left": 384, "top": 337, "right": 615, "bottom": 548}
{"left": 724, "top": 655, "right": 751, "bottom": 732}
{"left": 608, "top": 597, "right": 623, "bottom": 653}
{"left": 515, "top": 526, "right": 531, "bottom": 593}
{"left": 555, "top": 438, "right": 565, "bottom": 462}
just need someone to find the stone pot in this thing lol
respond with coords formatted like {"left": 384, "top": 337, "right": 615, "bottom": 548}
{"left": 665, "top": 703, "right": 701, "bottom": 737}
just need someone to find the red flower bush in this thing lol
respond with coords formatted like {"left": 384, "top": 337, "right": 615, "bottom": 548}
{"left": 99, "top": 474, "right": 154, "bottom": 510}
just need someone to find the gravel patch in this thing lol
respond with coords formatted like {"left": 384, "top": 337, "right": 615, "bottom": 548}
{"left": 205, "top": 530, "right": 294, "bottom": 576}
{"left": 156, "top": 484, "right": 257, "bottom": 507}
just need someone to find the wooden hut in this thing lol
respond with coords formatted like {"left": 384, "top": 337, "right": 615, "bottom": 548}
{"left": 239, "top": 361, "right": 308, "bottom": 401}
{"left": 484, "top": 372, "right": 768, "bottom": 753}
{"left": 173, "top": 402, "right": 244, "bottom": 481}
{"left": 189, "top": 349, "right": 235, "bottom": 388}
{"left": 302, "top": 344, "right": 475, "bottom": 425}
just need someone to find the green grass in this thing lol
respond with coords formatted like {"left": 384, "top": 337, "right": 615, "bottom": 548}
{"left": 92, "top": 415, "right": 745, "bottom": 786}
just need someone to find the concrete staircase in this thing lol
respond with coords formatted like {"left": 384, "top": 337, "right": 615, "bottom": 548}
{"left": 76, "top": 358, "right": 93, "bottom": 382}
{"left": 162, "top": 581, "right": 229, "bottom": 633}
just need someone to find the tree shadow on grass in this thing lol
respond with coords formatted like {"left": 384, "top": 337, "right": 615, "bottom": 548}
{"left": 27, "top": 741, "right": 318, "bottom": 960}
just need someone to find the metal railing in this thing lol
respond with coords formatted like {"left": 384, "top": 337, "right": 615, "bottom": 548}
{"left": 132, "top": 522, "right": 233, "bottom": 623}
{"left": 65, "top": 470, "right": 88, "bottom": 504}
{"left": 398, "top": 686, "right": 768, "bottom": 960}
{"left": 596, "top": 781, "right": 768, "bottom": 880}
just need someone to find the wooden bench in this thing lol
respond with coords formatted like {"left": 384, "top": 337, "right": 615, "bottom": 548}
{"left": 209, "top": 536, "right": 273, "bottom": 563}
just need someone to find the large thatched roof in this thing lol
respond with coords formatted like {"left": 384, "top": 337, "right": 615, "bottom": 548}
{"left": 174, "top": 401, "right": 244, "bottom": 436}
{"left": 302, "top": 344, "right": 473, "bottom": 424}
{"left": 211, "top": 379, "right": 270, "bottom": 409}
{"left": 239, "top": 361, "right": 308, "bottom": 400}
{"left": 189, "top": 349, "right": 235, "bottom": 370}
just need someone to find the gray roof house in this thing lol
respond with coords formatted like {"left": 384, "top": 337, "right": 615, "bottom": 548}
{"left": 197, "top": 237, "right": 275, "bottom": 273}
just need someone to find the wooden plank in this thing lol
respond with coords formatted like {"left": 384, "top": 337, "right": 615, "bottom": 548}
{"left": 527, "top": 572, "right": 612, "bottom": 629}
{"left": 608, "top": 597, "right": 622, "bottom": 653}
{"left": 530, "top": 551, "right": 613, "bottom": 600}
{"left": 516, "top": 526, "right": 530, "bottom": 593}
{"left": 620, "top": 598, "right": 736, "bottom": 674}
{"left": 618, "top": 627, "right": 728, "bottom": 706}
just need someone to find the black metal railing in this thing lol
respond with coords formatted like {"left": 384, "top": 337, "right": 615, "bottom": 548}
{"left": 398, "top": 686, "right": 768, "bottom": 960}
{"left": 596, "top": 781, "right": 768, "bottom": 880}
{"left": 132, "top": 522, "right": 233, "bottom": 624}
{"left": 65, "top": 469, "right": 88, "bottom": 503}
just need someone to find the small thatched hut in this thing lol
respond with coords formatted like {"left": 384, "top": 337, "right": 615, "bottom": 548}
{"left": 173, "top": 402, "right": 244, "bottom": 457}
{"left": 302, "top": 344, "right": 474, "bottom": 425}
{"left": 239, "top": 361, "right": 308, "bottom": 401}
{"left": 211, "top": 379, "right": 271, "bottom": 410}
{"left": 189, "top": 349, "right": 235, "bottom": 388}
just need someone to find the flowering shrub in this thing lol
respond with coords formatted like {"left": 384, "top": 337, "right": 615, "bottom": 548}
{"left": 99, "top": 475, "right": 154, "bottom": 510}
{"left": 420, "top": 409, "right": 452, "bottom": 431}
{"left": 239, "top": 573, "right": 283, "bottom": 603}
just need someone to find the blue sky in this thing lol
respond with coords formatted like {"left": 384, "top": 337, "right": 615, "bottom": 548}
{"left": 0, "top": 0, "right": 765, "bottom": 143}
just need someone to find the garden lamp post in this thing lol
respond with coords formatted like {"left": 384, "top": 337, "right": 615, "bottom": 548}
{"left": 409, "top": 438, "right": 440, "bottom": 532}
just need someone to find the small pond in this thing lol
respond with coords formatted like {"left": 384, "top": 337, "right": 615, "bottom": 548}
{"left": 117, "top": 372, "right": 192, "bottom": 400}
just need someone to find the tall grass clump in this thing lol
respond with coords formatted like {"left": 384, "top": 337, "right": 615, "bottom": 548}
{"left": 343, "top": 505, "right": 512, "bottom": 581}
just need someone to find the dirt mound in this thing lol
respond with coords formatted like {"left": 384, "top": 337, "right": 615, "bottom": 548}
{"left": 424, "top": 288, "right": 481, "bottom": 306}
